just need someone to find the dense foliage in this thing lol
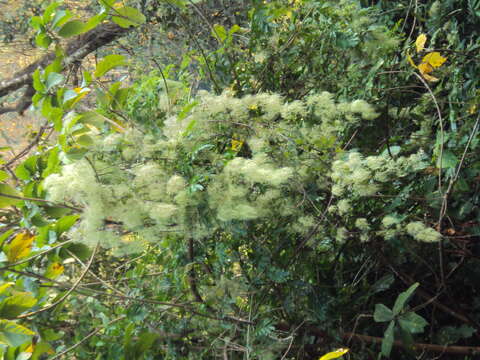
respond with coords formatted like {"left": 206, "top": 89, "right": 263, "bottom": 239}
{"left": 0, "top": 0, "right": 479, "bottom": 359}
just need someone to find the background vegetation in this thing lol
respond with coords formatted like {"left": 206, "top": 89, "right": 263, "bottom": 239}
{"left": 0, "top": 0, "right": 479, "bottom": 359}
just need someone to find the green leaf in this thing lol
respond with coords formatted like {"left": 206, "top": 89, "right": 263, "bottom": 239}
{"left": 32, "top": 69, "right": 45, "bottom": 93}
{"left": 0, "top": 229, "right": 14, "bottom": 247}
{"left": 0, "top": 170, "right": 8, "bottom": 182}
{"left": 398, "top": 325, "right": 415, "bottom": 356}
{"left": 46, "top": 72, "right": 64, "bottom": 90}
{"left": 35, "top": 32, "right": 52, "bottom": 49}
{"left": 56, "top": 215, "right": 80, "bottom": 235}
{"left": 51, "top": 10, "right": 72, "bottom": 29}
{"left": 83, "top": 13, "right": 108, "bottom": 32}
{"left": 14, "top": 164, "right": 31, "bottom": 181}
{"left": 134, "top": 331, "right": 159, "bottom": 355}
{"left": 381, "top": 321, "right": 395, "bottom": 357}
{"left": 436, "top": 150, "right": 458, "bottom": 170}
{"left": 82, "top": 70, "right": 93, "bottom": 87}
{"left": 0, "top": 320, "right": 35, "bottom": 347}
{"left": 372, "top": 274, "right": 395, "bottom": 294}
{"left": 31, "top": 340, "right": 55, "bottom": 360}
{"left": 61, "top": 90, "right": 79, "bottom": 106}
{"left": 94, "top": 54, "right": 126, "bottom": 78}
{"left": 213, "top": 24, "right": 227, "bottom": 42}
{"left": 112, "top": 6, "right": 146, "bottom": 28}
{"left": 30, "top": 16, "right": 44, "bottom": 31}
{"left": 0, "top": 184, "right": 22, "bottom": 209}
{"left": 0, "top": 293, "right": 37, "bottom": 319}
{"left": 374, "top": 304, "right": 394, "bottom": 322}
{"left": 398, "top": 312, "right": 428, "bottom": 334}
{"left": 76, "top": 134, "right": 94, "bottom": 147}
{"left": 393, "top": 283, "right": 419, "bottom": 316}
{"left": 99, "top": 0, "right": 116, "bottom": 9}
{"left": 42, "top": 2, "right": 61, "bottom": 23}
{"left": 58, "top": 20, "right": 86, "bottom": 38}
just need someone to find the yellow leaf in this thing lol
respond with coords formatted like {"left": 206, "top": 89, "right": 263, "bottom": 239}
{"left": 422, "top": 72, "right": 439, "bottom": 82}
{"left": 422, "top": 52, "right": 447, "bottom": 68}
{"left": 5, "top": 232, "right": 35, "bottom": 263}
{"left": 406, "top": 54, "right": 417, "bottom": 69}
{"left": 44, "top": 262, "right": 64, "bottom": 279}
{"left": 418, "top": 62, "right": 434, "bottom": 75}
{"left": 319, "top": 348, "right": 349, "bottom": 360}
{"left": 0, "top": 282, "right": 14, "bottom": 295}
{"left": 25, "top": 343, "right": 34, "bottom": 353}
{"left": 231, "top": 139, "right": 244, "bottom": 152}
{"left": 415, "top": 33, "right": 427, "bottom": 53}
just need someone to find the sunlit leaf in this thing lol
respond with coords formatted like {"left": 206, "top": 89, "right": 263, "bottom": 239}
{"left": 319, "top": 348, "right": 349, "bottom": 360}
{"left": 418, "top": 62, "right": 433, "bottom": 75}
{"left": 58, "top": 20, "right": 86, "bottom": 38}
{"left": 94, "top": 54, "right": 126, "bottom": 78}
{"left": 5, "top": 232, "right": 35, "bottom": 263}
{"left": 415, "top": 33, "right": 427, "bottom": 53}
{"left": 112, "top": 6, "right": 146, "bottom": 28}
{"left": 422, "top": 52, "right": 447, "bottom": 68}
{"left": 0, "top": 184, "right": 22, "bottom": 209}
{"left": 0, "top": 283, "right": 14, "bottom": 295}
{"left": 0, "top": 319, "right": 35, "bottom": 347}
{"left": 231, "top": 139, "right": 244, "bottom": 151}
{"left": 45, "top": 262, "right": 65, "bottom": 279}
{"left": 0, "top": 292, "right": 38, "bottom": 319}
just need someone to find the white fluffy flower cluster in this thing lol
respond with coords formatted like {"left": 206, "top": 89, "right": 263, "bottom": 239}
{"left": 43, "top": 91, "right": 382, "bottom": 253}
{"left": 330, "top": 150, "right": 428, "bottom": 200}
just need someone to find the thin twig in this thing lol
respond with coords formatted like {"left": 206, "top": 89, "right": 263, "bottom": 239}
{"left": 48, "top": 316, "right": 125, "bottom": 360}
{"left": 15, "top": 244, "right": 98, "bottom": 319}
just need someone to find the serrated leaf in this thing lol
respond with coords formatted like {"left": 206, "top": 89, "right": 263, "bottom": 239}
{"left": 415, "top": 34, "right": 427, "bottom": 53}
{"left": 112, "top": 6, "right": 146, "bottom": 28}
{"left": 398, "top": 312, "right": 428, "bottom": 334}
{"left": 374, "top": 303, "right": 394, "bottom": 322}
{"left": 5, "top": 232, "right": 35, "bottom": 263}
{"left": 0, "top": 292, "right": 38, "bottom": 319}
{"left": 381, "top": 321, "right": 395, "bottom": 357}
{"left": 319, "top": 348, "right": 349, "bottom": 360}
{"left": 0, "top": 320, "right": 35, "bottom": 347}
{"left": 58, "top": 20, "right": 86, "bottom": 38}
{"left": 393, "top": 283, "right": 419, "bottom": 316}
{"left": 94, "top": 54, "right": 126, "bottom": 78}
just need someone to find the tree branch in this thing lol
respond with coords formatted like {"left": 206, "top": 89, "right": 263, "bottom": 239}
{"left": 0, "top": 22, "right": 132, "bottom": 111}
